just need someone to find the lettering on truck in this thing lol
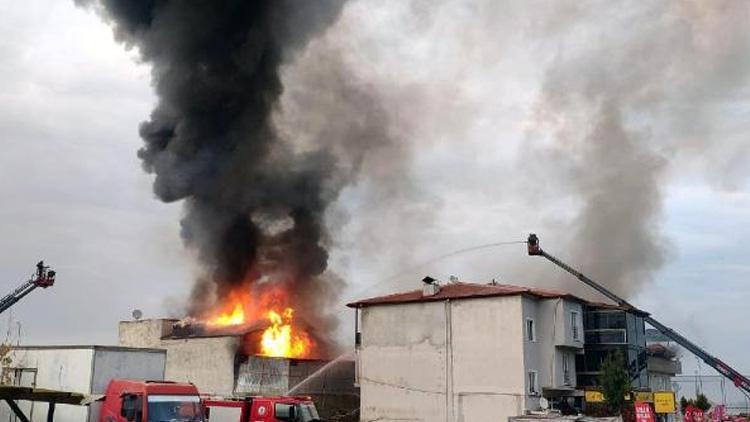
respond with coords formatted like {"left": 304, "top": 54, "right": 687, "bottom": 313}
{"left": 203, "top": 397, "right": 320, "bottom": 422}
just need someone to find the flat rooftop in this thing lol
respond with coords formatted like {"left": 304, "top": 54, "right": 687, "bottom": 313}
{"left": 11, "top": 345, "right": 165, "bottom": 353}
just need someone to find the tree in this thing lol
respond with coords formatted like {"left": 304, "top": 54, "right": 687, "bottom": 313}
{"left": 600, "top": 350, "right": 630, "bottom": 415}
{"left": 0, "top": 343, "right": 12, "bottom": 384}
{"left": 694, "top": 393, "right": 711, "bottom": 411}
{"left": 679, "top": 394, "right": 711, "bottom": 413}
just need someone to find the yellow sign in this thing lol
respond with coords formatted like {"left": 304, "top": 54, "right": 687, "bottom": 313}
{"left": 653, "top": 391, "right": 676, "bottom": 413}
{"left": 634, "top": 392, "right": 654, "bottom": 402}
{"left": 585, "top": 390, "right": 644, "bottom": 403}
{"left": 585, "top": 391, "right": 605, "bottom": 403}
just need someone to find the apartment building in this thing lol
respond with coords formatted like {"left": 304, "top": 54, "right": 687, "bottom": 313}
{"left": 347, "top": 279, "right": 586, "bottom": 422}
{"left": 576, "top": 303, "right": 650, "bottom": 389}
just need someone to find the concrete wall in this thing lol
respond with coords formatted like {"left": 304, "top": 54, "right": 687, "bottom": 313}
{"left": 357, "top": 294, "right": 585, "bottom": 422}
{"left": 119, "top": 319, "right": 242, "bottom": 395}
{"left": 358, "top": 296, "right": 532, "bottom": 422}
{"left": 359, "top": 301, "right": 448, "bottom": 422}
{"left": 523, "top": 297, "right": 545, "bottom": 411}
{"left": 159, "top": 337, "right": 240, "bottom": 395}
{"left": 91, "top": 349, "right": 166, "bottom": 393}
{"left": 526, "top": 298, "right": 583, "bottom": 401}
{"left": 555, "top": 299, "right": 584, "bottom": 390}
{"left": 648, "top": 356, "right": 680, "bottom": 392}
{"left": 555, "top": 300, "right": 584, "bottom": 349}
{"left": 118, "top": 319, "right": 176, "bottom": 348}
{"left": 451, "top": 296, "right": 526, "bottom": 422}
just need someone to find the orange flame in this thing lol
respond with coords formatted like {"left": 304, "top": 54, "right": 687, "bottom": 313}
{"left": 208, "top": 302, "right": 245, "bottom": 326}
{"left": 201, "top": 287, "right": 315, "bottom": 359}
{"left": 261, "top": 308, "right": 312, "bottom": 358}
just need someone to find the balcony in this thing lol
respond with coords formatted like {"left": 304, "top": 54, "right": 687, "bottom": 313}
{"left": 647, "top": 356, "right": 682, "bottom": 376}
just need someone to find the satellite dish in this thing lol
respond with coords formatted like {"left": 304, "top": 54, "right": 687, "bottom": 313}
{"left": 539, "top": 397, "right": 549, "bottom": 411}
{"left": 132, "top": 309, "right": 143, "bottom": 321}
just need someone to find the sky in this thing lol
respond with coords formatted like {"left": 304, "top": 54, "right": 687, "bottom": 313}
{"left": 0, "top": 0, "right": 748, "bottom": 383}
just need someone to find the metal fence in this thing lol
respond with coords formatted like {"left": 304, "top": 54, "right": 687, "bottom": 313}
{"left": 672, "top": 375, "right": 750, "bottom": 415}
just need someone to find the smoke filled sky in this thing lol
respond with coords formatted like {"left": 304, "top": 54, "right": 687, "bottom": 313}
{"left": 0, "top": 0, "right": 749, "bottom": 376}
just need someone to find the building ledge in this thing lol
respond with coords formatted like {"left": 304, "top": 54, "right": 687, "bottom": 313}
{"left": 542, "top": 386, "right": 583, "bottom": 397}
{"left": 647, "top": 357, "right": 681, "bottom": 375}
{"left": 555, "top": 343, "right": 584, "bottom": 350}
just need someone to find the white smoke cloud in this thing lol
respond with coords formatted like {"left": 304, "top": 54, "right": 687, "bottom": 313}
{"left": 276, "top": 0, "right": 750, "bottom": 303}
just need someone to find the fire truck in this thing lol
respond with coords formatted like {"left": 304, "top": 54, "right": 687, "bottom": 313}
{"left": 95, "top": 380, "right": 320, "bottom": 422}
{"left": 203, "top": 396, "right": 320, "bottom": 422}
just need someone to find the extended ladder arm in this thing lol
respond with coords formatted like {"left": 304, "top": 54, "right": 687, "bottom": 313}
{"left": 0, "top": 262, "right": 56, "bottom": 315}
{"left": 0, "top": 281, "right": 39, "bottom": 314}
{"left": 643, "top": 317, "right": 750, "bottom": 392}
{"left": 527, "top": 234, "right": 750, "bottom": 394}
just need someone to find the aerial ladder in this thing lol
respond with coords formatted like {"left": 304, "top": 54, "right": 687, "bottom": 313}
{"left": 526, "top": 234, "right": 750, "bottom": 395}
{"left": 0, "top": 262, "right": 56, "bottom": 315}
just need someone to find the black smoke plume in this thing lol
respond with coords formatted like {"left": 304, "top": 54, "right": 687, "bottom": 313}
{"left": 79, "top": 0, "right": 356, "bottom": 349}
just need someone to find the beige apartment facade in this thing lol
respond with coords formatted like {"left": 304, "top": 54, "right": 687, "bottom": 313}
{"left": 348, "top": 280, "right": 586, "bottom": 422}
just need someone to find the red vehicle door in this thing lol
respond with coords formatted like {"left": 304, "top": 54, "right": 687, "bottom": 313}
{"left": 248, "top": 399, "right": 273, "bottom": 422}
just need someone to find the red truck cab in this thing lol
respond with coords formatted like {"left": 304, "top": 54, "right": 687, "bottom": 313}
{"left": 98, "top": 379, "right": 205, "bottom": 422}
{"left": 203, "top": 397, "right": 320, "bottom": 422}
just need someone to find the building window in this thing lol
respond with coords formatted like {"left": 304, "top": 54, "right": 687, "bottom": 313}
{"left": 571, "top": 311, "right": 580, "bottom": 341}
{"left": 582, "top": 350, "right": 613, "bottom": 372}
{"left": 528, "top": 370, "right": 539, "bottom": 395}
{"left": 586, "top": 311, "right": 626, "bottom": 329}
{"left": 526, "top": 318, "right": 536, "bottom": 342}
{"left": 563, "top": 354, "right": 571, "bottom": 385}
{"left": 584, "top": 329, "right": 627, "bottom": 344}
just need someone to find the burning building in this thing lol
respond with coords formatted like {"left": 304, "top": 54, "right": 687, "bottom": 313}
{"left": 173, "top": 284, "right": 324, "bottom": 360}
{"left": 118, "top": 317, "right": 354, "bottom": 398}
{"left": 118, "top": 311, "right": 358, "bottom": 419}
{"left": 115, "top": 277, "right": 359, "bottom": 402}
